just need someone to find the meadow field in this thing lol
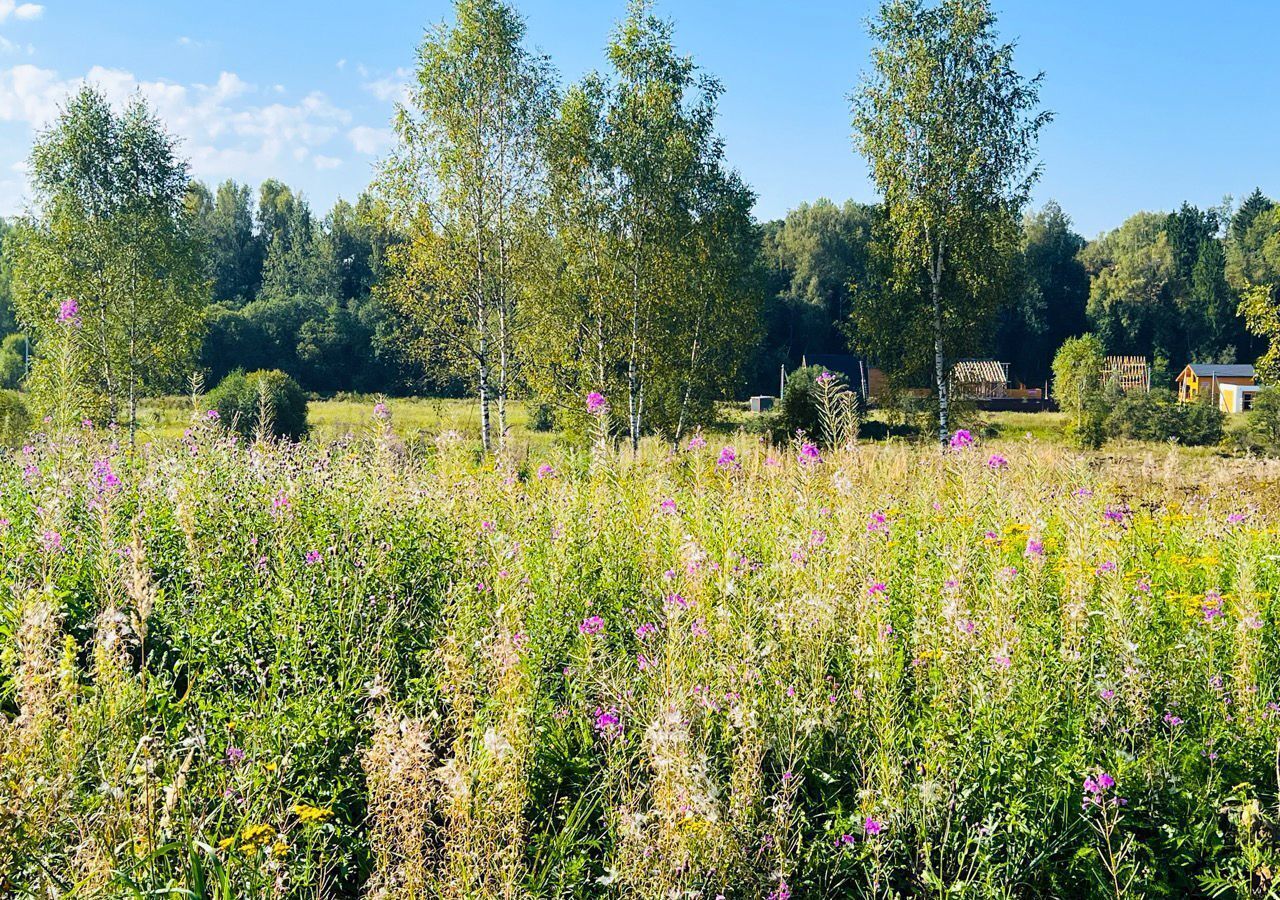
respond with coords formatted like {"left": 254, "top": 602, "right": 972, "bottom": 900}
{"left": 4, "top": 408, "right": 1280, "bottom": 898}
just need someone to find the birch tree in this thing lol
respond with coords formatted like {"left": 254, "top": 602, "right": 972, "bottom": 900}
{"left": 852, "top": 0, "right": 1049, "bottom": 442}
{"left": 379, "top": 0, "right": 553, "bottom": 452}
{"left": 8, "top": 86, "right": 206, "bottom": 436}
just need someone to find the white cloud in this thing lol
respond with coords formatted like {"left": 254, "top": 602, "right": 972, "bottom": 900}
{"left": 362, "top": 67, "right": 410, "bottom": 104}
{"left": 0, "top": 63, "right": 357, "bottom": 187}
{"left": 0, "top": 1, "right": 42, "bottom": 22}
{"left": 347, "top": 124, "right": 392, "bottom": 156}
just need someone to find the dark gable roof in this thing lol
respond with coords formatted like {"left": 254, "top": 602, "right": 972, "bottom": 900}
{"left": 1188, "top": 364, "right": 1255, "bottom": 378}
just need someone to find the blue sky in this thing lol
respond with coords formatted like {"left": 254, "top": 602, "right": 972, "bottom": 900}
{"left": 0, "top": 0, "right": 1275, "bottom": 237}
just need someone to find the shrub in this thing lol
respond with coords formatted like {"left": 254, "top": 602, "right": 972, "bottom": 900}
{"left": 527, "top": 401, "right": 556, "bottom": 433}
{"left": 1051, "top": 334, "right": 1107, "bottom": 447}
{"left": 207, "top": 369, "right": 309, "bottom": 441}
{"left": 1237, "top": 387, "right": 1280, "bottom": 455}
{"left": 0, "top": 388, "right": 29, "bottom": 447}
{"left": 769, "top": 365, "right": 861, "bottom": 446}
{"left": 1105, "top": 388, "right": 1224, "bottom": 446}
{"left": 0, "top": 333, "right": 26, "bottom": 389}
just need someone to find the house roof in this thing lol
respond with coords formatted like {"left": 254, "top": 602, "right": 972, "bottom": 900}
{"left": 1186, "top": 364, "right": 1255, "bottom": 378}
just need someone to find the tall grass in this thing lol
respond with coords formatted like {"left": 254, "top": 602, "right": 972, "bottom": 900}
{"left": 3, "top": 410, "right": 1280, "bottom": 898}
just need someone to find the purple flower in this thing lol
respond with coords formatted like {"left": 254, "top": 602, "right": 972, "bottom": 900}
{"left": 799, "top": 442, "right": 822, "bottom": 465}
{"left": 586, "top": 392, "right": 607, "bottom": 415}
{"left": 373, "top": 401, "right": 390, "bottom": 421}
{"left": 863, "top": 817, "right": 883, "bottom": 836}
{"left": 1227, "top": 512, "right": 1248, "bottom": 525}
{"left": 537, "top": 463, "right": 556, "bottom": 480}
{"left": 1100, "top": 688, "right": 1115, "bottom": 700}
{"left": 57, "top": 298, "right": 79, "bottom": 324}
{"left": 226, "top": 746, "right": 245, "bottom": 765}
{"left": 593, "top": 706, "right": 622, "bottom": 740}
{"left": 987, "top": 453, "right": 1008, "bottom": 469}
{"left": 91, "top": 458, "right": 121, "bottom": 494}
{"left": 949, "top": 429, "right": 974, "bottom": 450}
{"left": 687, "top": 434, "right": 707, "bottom": 450}
{"left": 206, "top": 409, "right": 220, "bottom": 421}
{"left": 1163, "top": 712, "right": 1184, "bottom": 727}
{"left": 659, "top": 498, "right": 678, "bottom": 515}
{"left": 40, "top": 530, "right": 63, "bottom": 553}
{"left": 579, "top": 615, "right": 605, "bottom": 636}
{"left": 1103, "top": 505, "right": 1129, "bottom": 524}
{"left": 1025, "top": 538, "right": 1045, "bottom": 558}
{"left": 304, "top": 550, "right": 323, "bottom": 566}
{"left": 867, "top": 582, "right": 887, "bottom": 597}
{"left": 768, "top": 880, "right": 792, "bottom": 900}
{"left": 816, "top": 370, "right": 835, "bottom": 385}
{"left": 716, "top": 446, "right": 738, "bottom": 469}
{"left": 867, "top": 511, "right": 889, "bottom": 535}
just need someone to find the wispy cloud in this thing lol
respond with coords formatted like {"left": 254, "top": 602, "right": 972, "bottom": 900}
{"left": 0, "top": 63, "right": 355, "bottom": 186}
{"left": 361, "top": 67, "right": 410, "bottom": 104}
{"left": 347, "top": 124, "right": 392, "bottom": 156}
{"left": 0, "top": 1, "right": 42, "bottom": 22}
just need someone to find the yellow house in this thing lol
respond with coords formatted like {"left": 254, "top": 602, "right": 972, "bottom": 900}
{"left": 1175, "top": 364, "right": 1256, "bottom": 406}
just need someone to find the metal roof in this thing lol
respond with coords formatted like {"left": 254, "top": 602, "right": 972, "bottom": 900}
{"left": 1187, "top": 364, "right": 1255, "bottom": 377}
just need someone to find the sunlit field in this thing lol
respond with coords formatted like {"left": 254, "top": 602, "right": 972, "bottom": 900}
{"left": 4, "top": 409, "right": 1280, "bottom": 898}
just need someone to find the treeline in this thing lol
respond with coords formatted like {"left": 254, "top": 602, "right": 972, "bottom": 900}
{"left": 1, "top": 0, "right": 1277, "bottom": 445}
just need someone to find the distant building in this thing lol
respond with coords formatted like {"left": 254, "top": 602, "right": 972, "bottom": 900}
{"left": 949, "top": 359, "right": 1009, "bottom": 400}
{"left": 1176, "top": 364, "right": 1256, "bottom": 408}
{"left": 1102, "top": 356, "right": 1151, "bottom": 394}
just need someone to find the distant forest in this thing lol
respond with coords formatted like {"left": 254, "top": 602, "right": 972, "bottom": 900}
{"left": 0, "top": 184, "right": 1271, "bottom": 401}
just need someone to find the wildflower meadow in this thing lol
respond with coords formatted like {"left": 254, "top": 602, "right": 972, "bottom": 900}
{"left": 4, "top": 408, "right": 1280, "bottom": 899}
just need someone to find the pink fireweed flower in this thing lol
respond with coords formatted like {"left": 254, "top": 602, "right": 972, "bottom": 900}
{"left": 579, "top": 615, "right": 605, "bottom": 636}
{"left": 304, "top": 550, "right": 323, "bottom": 565}
{"left": 768, "top": 881, "right": 792, "bottom": 900}
{"left": 1242, "top": 615, "right": 1264, "bottom": 630}
{"left": 864, "top": 817, "right": 883, "bottom": 836}
{"left": 205, "top": 409, "right": 220, "bottom": 420}
{"left": 1096, "top": 561, "right": 1117, "bottom": 575}
{"left": 837, "top": 833, "right": 857, "bottom": 847}
{"left": 593, "top": 706, "right": 622, "bottom": 740}
{"left": 992, "top": 653, "right": 1012, "bottom": 670}
{"left": 1163, "top": 712, "right": 1184, "bottom": 727}
{"left": 1227, "top": 512, "right": 1248, "bottom": 525}
{"left": 1135, "top": 578, "right": 1152, "bottom": 593}
{"left": 690, "top": 619, "right": 709, "bottom": 638}
{"left": 816, "top": 370, "right": 835, "bottom": 385}
{"left": 1100, "top": 688, "right": 1116, "bottom": 700}
{"left": 372, "top": 401, "right": 390, "bottom": 420}
{"left": 959, "top": 619, "right": 977, "bottom": 634}
{"left": 40, "top": 530, "right": 63, "bottom": 552}
{"left": 949, "top": 429, "right": 974, "bottom": 450}
{"left": 987, "top": 453, "right": 1008, "bottom": 469}
{"left": 809, "top": 529, "right": 826, "bottom": 548}
{"left": 867, "top": 582, "right": 887, "bottom": 597}
{"left": 659, "top": 498, "right": 678, "bottom": 515}
{"left": 687, "top": 434, "right": 707, "bottom": 450}
{"left": 635, "top": 622, "right": 659, "bottom": 639}
{"left": 663, "top": 592, "right": 688, "bottom": 610}
{"left": 536, "top": 463, "right": 556, "bottom": 480}
{"left": 716, "top": 446, "right": 738, "bottom": 469}
{"left": 57, "top": 298, "right": 79, "bottom": 324}
{"left": 867, "top": 511, "right": 889, "bottom": 535}
{"left": 1202, "top": 590, "right": 1224, "bottom": 624}
{"left": 586, "top": 391, "right": 607, "bottom": 415}
{"left": 765, "top": 454, "right": 781, "bottom": 467}
{"left": 1103, "top": 505, "right": 1129, "bottom": 524}
{"left": 91, "top": 458, "right": 121, "bottom": 494}
{"left": 1025, "top": 538, "right": 1045, "bottom": 558}
{"left": 798, "top": 442, "right": 822, "bottom": 465}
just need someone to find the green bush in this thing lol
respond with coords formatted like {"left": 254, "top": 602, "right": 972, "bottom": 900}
{"left": 527, "top": 401, "right": 556, "bottom": 433}
{"left": 768, "top": 365, "right": 863, "bottom": 445}
{"left": 1235, "top": 387, "right": 1280, "bottom": 455}
{"left": 1105, "top": 388, "right": 1224, "bottom": 446}
{"left": 207, "top": 369, "right": 309, "bottom": 441}
{"left": 0, "top": 388, "right": 29, "bottom": 447}
{"left": 0, "top": 334, "right": 26, "bottom": 390}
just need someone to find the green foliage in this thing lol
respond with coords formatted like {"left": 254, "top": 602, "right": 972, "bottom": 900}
{"left": 1051, "top": 333, "right": 1107, "bottom": 447}
{"left": 0, "top": 387, "right": 28, "bottom": 446}
{"left": 4, "top": 433, "right": 1280, "bottom": 895}
{"left": 207, "top": 368, "right": 309, "bottom": 441}
{"left": 0, "top": 332, "right": 25, "bottom": 389}
{"left": 851, "top": 0, "right": 1049, "bottom": 441}
{"left": 994, "top": 201, "right": 1089, "bottom": 387}
{"left": 1234, "top": 387, "right": 1280, "bottom": 455}
{"left": 1105, "top": 388, "right": 1224, "bottom": 446}
{"left": 7, "top": 86, "right": 207, "bottom": 430}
